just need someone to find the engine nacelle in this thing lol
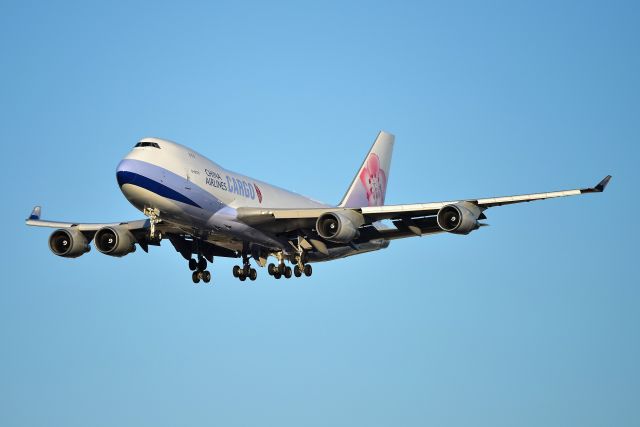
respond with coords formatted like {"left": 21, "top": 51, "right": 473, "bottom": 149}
{"left": 94, "top": 226, "right": 137, "bottom": 257}
{"left": 49, "top": 228, "right": 90, "bottom": 258}
{"left": 316, "top": 211, "right": 364, "bottom": 243}
{"left": 436, "top": 202, "right": 482, "bottom": 235}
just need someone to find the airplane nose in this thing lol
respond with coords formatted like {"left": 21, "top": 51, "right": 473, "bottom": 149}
{"left": 116, "top": 158, "right": 148, "bottom": 212}
{"left": 116, "top": 159, "right": 137, "bottom": 187}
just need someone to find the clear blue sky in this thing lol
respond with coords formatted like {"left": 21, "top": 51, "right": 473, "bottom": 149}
{"left": 1, "top": 1, "right": 638, "bottom": 426}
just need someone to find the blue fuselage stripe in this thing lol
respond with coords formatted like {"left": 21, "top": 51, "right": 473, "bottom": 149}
{"left": 116, "top": 171, "right": 202, "bottom": 208}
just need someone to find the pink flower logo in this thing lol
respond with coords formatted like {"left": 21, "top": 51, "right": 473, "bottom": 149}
{"left": 359, "top": 153, "right": 387, "bottom": 206}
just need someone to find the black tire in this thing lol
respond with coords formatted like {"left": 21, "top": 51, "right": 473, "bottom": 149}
{"left": 284, "top": 266, "right": 292, "bottom": 279}
{"left": 294, "top": 265, "right": 302, "bottom": 277}
{"left": 189, "top": 258, "right": 198, "bottom": 271}
{"left": 232, "top": 265, "right": 241, "bottom": 278}
{"left": 192, "top": 271, "right": 200, "bottom": 283}
{"left": 243, "top": 264, "right": 251, "bottom": 276}
{"left": 249, "top": 268, "right": 257, "bottom": 281}
{"left": 198, "top": 257, "right": 207, "bottom": 271}
{"left": 278, "top": 263, "right": 285, "bottom": 274}
{"left": 304, "top": 264, "right": 312, "bottom": 277}
{"left": 203, "top": 270, "right": 211, "bottom": 283}
{"left": 274, "top": 272, "right": 282, "bottom": 280}
{"left": 239, "top": 274, "right": 247, "bottom": 282}
{"left": 267, "top": 263, "right": 276, "bottom": 275}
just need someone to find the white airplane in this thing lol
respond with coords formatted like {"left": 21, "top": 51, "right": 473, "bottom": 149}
{"left": 26, "top": 131, "right": 611, "bottom": 284}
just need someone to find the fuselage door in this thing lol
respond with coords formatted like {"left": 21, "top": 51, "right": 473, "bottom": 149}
{"left": 185, "top": 168, "right": 192, "bottom": 190}
{"left": 185, "top": 150, "right": 198, "bottom": 191}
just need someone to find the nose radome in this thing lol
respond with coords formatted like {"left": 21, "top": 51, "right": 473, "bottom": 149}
{"left": 116, "top": 159, "right": 137, "bottom": 187}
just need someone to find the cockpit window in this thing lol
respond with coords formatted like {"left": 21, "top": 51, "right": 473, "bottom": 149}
{"left": 134, "top": 142, "right": 161, "bottom": 149}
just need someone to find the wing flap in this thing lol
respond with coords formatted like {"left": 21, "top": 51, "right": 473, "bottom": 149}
{"left": 236, "top": 207, "right": 342, "bottom": 224}
{"left": 476, "top": 189, "right": 582, "bottom": 208}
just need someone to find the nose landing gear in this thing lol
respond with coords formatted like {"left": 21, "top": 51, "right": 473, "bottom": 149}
{"left": 143, "top": 207, "right": 162, "bottom": 240}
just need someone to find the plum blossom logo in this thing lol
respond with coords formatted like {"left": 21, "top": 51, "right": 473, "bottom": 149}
{"left": 359, "top": 153, "right": 387, "bottom": 206}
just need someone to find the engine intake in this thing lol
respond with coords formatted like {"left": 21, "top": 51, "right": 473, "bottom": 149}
{"left": 94, "top": 226, "right": 137, "bottom": 257}
{"left": 316, "top": 211, "right": 364, "bottom": 243}
{"left": 49, "top": 228, "right": 90, "bottom": 258}
{"left": 437, "top": 202, "right": 482, "bottom": 235}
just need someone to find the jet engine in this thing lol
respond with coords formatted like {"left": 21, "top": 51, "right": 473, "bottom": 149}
{"left": 436, "top": 202, "right": 482, "bottom": 235}
{"left": 316, "top": 211, "right": 364, "bottom": 243}
{"left": 94, "top": 226, "right": 137, "bottom": 257}
{"left": 49, "top": 228, "right": 90, "bottom": 258}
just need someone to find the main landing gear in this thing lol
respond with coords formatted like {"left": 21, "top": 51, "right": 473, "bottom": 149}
{"left": 189, "top": 255, "right": 211, "bottom": 284}
{"left": 232, "top": 254, "right": 257, "bottom": 282}
{"left": 230, "top": 250, "right": 312, "bottom": 282}
{"left": 187, "top": 244, "right": 313, "bottom": 284}
{"left": 267, "top": 262, "right": 312, "bottom": 280}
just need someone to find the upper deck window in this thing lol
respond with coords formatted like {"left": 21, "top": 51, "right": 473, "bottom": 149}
{"left": 134, "top": 142, "right": 161, "bottom": 149}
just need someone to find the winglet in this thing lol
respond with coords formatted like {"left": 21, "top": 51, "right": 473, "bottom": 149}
{"left": 28, "top": 206, "right": 41, "bottom": 220}
{"left": 581, "top": 175, "right": 612, "bottom": 194}
{"left": 594, "top": 175, "right": 612, "bottom": 192}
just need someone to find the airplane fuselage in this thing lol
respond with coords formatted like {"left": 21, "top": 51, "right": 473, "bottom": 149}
{"left": 116, "top": 137, "right": 327, "bottom": 251}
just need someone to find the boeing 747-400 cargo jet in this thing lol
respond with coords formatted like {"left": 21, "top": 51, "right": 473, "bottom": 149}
{"left": 26, "top": 132, "right": 611, "bottom": 283}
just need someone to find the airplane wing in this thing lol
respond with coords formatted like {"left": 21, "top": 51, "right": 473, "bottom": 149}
{"left": 360, "top": 174, "right": 612, "bottom": 221}
{"left": 238, "top": 175, "right": 612, "bottom": 239}
{"left": 25, "top": 206, "right": 238, "bottom": 259}
{"left": 25, "top": 206, "right": 151, "bottom": 232}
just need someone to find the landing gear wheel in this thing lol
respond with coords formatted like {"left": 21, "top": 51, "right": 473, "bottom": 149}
{"left": 249, "top": 268, "right": 257, "bottom": 281}
{"left": 189, "top": 258, "right": 197, "bottom": 271}
{"left": 268, "top": 263, "right": 277, "bottom": 276}
{"left": 274, "top": 272, "right": 282, "bottom": 280}
{"left": 198, "top": 258, "right": 207, "bottom": 271}
{"left": 243, "top": 264, "right": 251, "bottom": 277}
{"left": 202, "top": 270, "right": 211, "bottom": 283}
{"left": 294, "top": 265, "right": 302, "bottom": 277}
{"left": 232, "top": 265, "right": 241, "bottom": 278}
{"left": 239, "top": 274, "right": 247, "bottom": 282}
{"left": 192, "top": 271, "right": 201, "bottom": 283}
{"left": 303, "top": 264, "right": 312, "bottom": 277}
{"left": 278, "top": 263, "right": 285, "bottom": 274}
{"left": 283, "top": 266, "right": 292, "bottom": 279}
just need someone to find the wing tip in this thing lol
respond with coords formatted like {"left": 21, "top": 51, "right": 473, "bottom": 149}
{"left": 582, "top": 175, "right": 612, "bottom": 194}
{"left": 28, "top": 205, "right": 41, "bottom": 220}
{"left": 595, "top": 175, "right": 612, "bottom": 192}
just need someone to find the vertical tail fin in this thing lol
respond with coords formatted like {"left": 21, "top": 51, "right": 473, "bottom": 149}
{"left": 339, "top": 131, "right": 395, "bottom": 208}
